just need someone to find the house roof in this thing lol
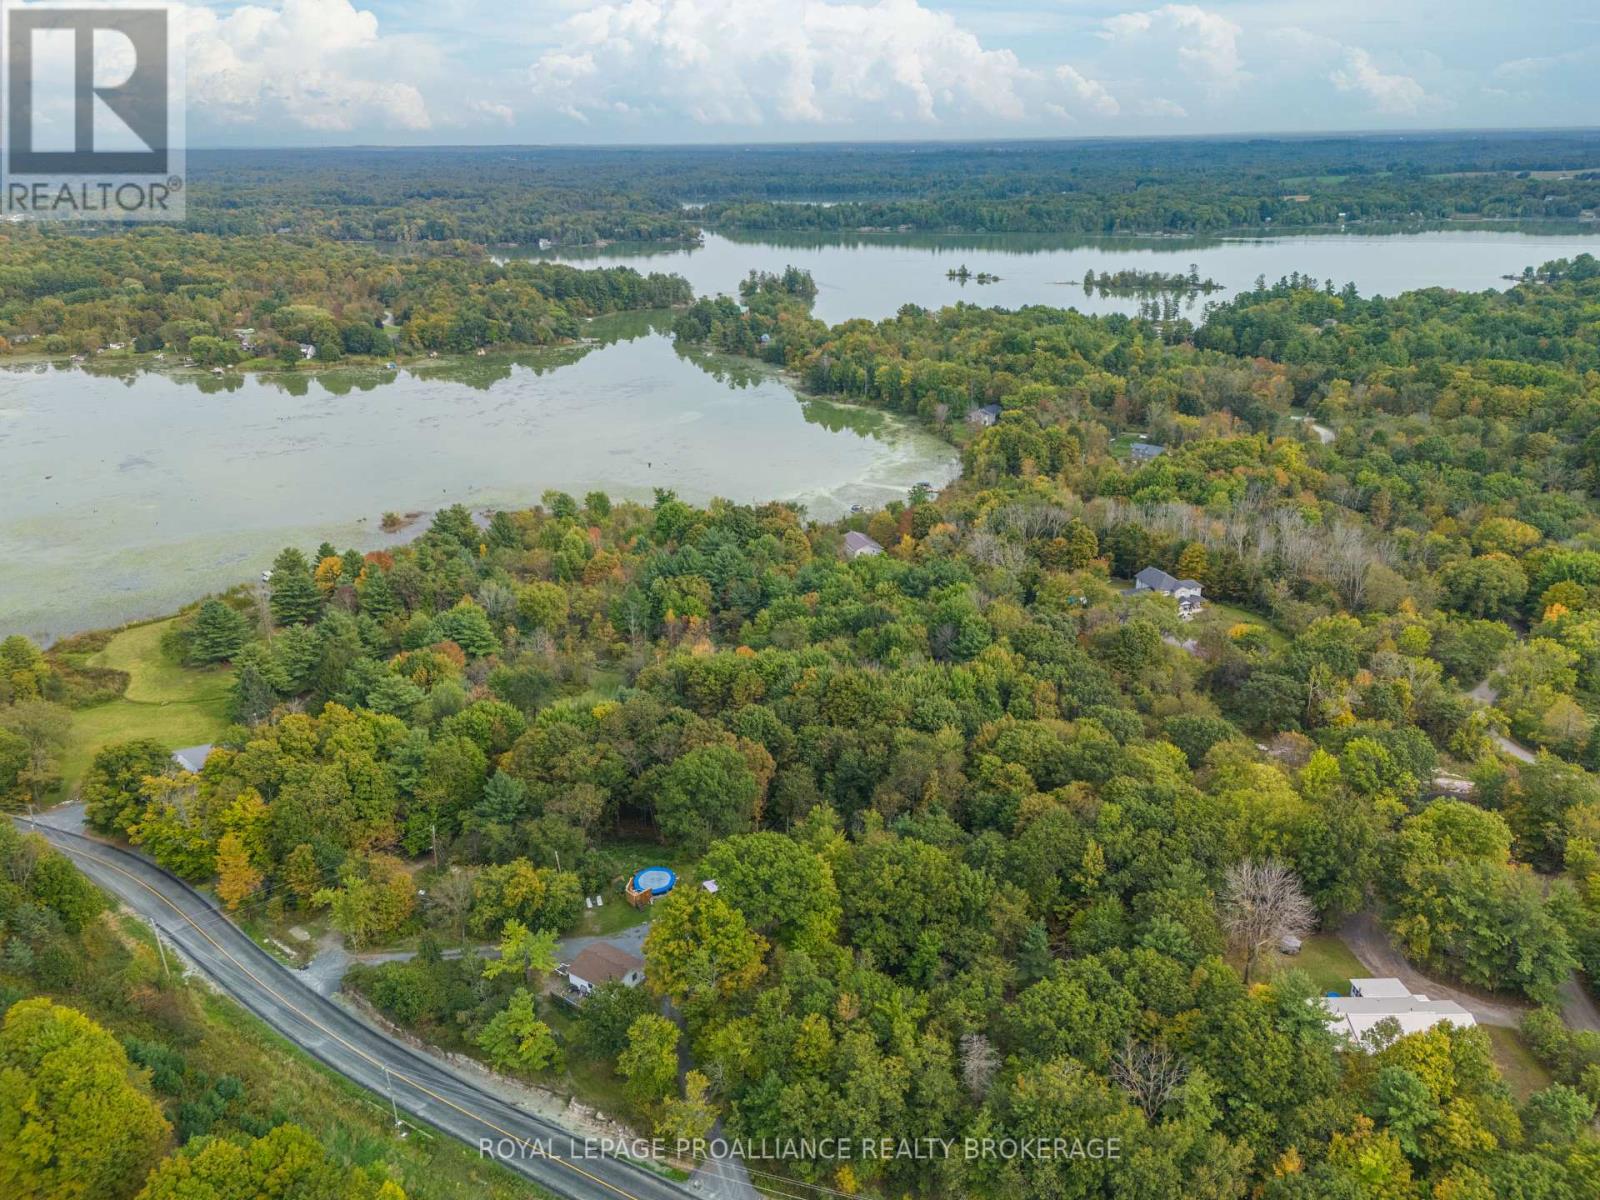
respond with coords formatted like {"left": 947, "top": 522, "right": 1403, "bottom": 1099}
{"left": 1135, "top": 566, "right": 1180, "bottom": 591}
{"left": 569, "top": 942, "right": 644, "bottom": 985}
{"left": 1351, "top": 977, "right": 1413, "bottom": 999}
{"left": 843, "top": 531, "right": 883, "bottom": 555}
{"left": 1317, "top": 982, "right": 1477, "bottom": 1042}
{"left": 1130, "top": 441, "right": 1165, "bottom": 457}
{"left": 977, "top": 404, "right": 1002, "bottom": 418}
{"left": 171, "top": 745, "right": 215, "bottom": 773}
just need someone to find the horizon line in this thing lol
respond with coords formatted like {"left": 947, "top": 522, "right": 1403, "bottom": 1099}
{"left": 182, "top": 124, "right": 1600, "bottom": 155}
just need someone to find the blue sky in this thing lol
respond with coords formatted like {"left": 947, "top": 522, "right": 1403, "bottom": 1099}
{"left": 175, "top": 0, "right": 1600, "bottom": 145}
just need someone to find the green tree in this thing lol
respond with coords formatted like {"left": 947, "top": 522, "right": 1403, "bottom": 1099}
{"left": 482, "top": 919, "right": 559, "bottom": 986}
{"left": 617, "top": 1014, "right": 680, "bottom": 1111}
{"left": 655, "top": 744, "right": 758, "bottom": 851}
{"left": 81, "top": 739, "right": 171, "bottom": 835}
{"left": 0, "top": 700, "right": 71, "bottom": 806}
{"left": 269, "top": 550, "right": 322, "bottom": 627}
{"left": 573, "top": 980, "right": 656, "bottom": 1058}
{"left": 134, "top": 1122, "right": 406, "bottom": 1200}
{"left": 313, "top": 855, "right": 416, "bottom": 949}
{"left": 0, "top": 999, "right": 170, "bottom": 1200}
{"left": 475, "top": 990, "right": 561, "bottom": 1074}
{"left": 642, "top": 890, "right": 767, "bottom": 1018}
{"left": 655, "top": 1069, "right": 718, "bottom": 1146}
{"left": 189, "top": 599, "right": 250, "bottom": 663}
{"left": 0, "top": 727, "right": 31, "bottom": 806}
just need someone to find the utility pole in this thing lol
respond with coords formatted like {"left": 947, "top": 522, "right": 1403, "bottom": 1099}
{"left": 430, "top": 822, "right": 439, "bottom": 870}
{"left": 154, "top": 932, "right": 171, "bottom": 982}
{"left": 383, "top": 1065, "right": 401, "bottom": 1128}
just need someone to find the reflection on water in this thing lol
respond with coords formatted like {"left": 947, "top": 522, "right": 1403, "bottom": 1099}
{"left": 14, "top": 223, "right": 1600, "bottom": 642}
{"left": 519, "top": 227, "right": 1600, "bottom": 324}
{"left": 0, "top": 314, "right": 957, "bottom": 643}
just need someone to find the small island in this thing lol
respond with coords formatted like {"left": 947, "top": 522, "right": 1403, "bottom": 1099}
{"left": 947, "top": 264, "right": 1001, "bottom": 284}
{"left": 1083, "top": 265, "right": 1224, "bottom": 295}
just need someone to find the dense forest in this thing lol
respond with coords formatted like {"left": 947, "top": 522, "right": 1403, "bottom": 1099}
{"left": 176, "top": 134, "right": 1600, "bottom": 244}
{"left": 9, "top": 140, "right": 1600, "bottom": 1198}
{"left": 11, "top": 246, "right": 1600, "bottom": 1192}
{"left": 0, "top": 227, "right": 690, "bottom": 360}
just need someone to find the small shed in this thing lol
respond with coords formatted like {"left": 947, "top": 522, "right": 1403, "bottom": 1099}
{"left": 568, "top": 943, "right": 645, "bottom": 994}
{"left": 1278, "top": 935, "right": 1302, "bottom": 955}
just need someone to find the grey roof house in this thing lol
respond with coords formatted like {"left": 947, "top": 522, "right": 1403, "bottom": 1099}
{"left": 843, "top": 531, "right": 884, "bottom": 559}
{"left": 1316, "top": 978, "right": 1477, "bottom": 1044}
{"left": 966, "top": 404, "right": 1003, "bottom": 428}
{"left": 1133, "top": 567, "right": 1205, "bottom": 620}
{"left": 1129, "top": 441, "right": 1165, "bottom": 463}
{"left": 171, "top": 745, "right": 215, "bottom": 773}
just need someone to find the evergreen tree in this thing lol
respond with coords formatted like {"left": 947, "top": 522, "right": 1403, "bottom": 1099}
{"left": 357, "top": 568, "right": 401, "bottom": 621}
{"left": 269, "top": 566, "right": 322, "bottom": 626}
{"left": 189, "top": 599, "right": 249, "bottom": 663}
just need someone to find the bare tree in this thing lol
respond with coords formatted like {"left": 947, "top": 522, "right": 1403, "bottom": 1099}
{"left": 1220, "top": 858, "right": 1315, "bottom": 983}
{"left": 1110, "top": 1039, "right": 1188, "bottom": 1120}
{"left": 959, "top": 1032, "right": 1001, "bottom": 1099}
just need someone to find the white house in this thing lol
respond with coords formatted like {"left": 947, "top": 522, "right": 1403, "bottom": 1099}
{"left": 843, "top": 531, "right": 884, "bottom": 559}
{"left": 966, "top": 404, "right": 1003, "bottom": 428}
{"left": 567, "top": 942, "right": 645, "bottom": 994}
{"left": 1317, "top": 978, "right": 1477, "bottom": 1044}
{"left": 1133, "top": 566, "right": 1205, "bottom": 620}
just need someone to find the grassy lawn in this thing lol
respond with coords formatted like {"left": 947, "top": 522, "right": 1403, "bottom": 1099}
{"left": 576, "top": 894, "right": 654, "bottom": 939}
{"left": 1265, "top": 932, "right": 1368, "bottom": 995}
{"left": 52, "top": 619, "right": 233, "bottom": 799}
{"left": 1199, "top": 600, "right": 1289, "bottom": 651}
{"left": 1483, "top": 1025, "right": 1554, "bottom": 1101}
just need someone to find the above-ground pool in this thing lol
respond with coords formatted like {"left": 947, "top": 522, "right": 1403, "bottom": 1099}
{"left": 630, "top": 866, "right": 677, "bottom": 897}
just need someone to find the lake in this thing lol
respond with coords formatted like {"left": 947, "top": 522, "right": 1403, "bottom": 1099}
{"left": 530, "top": 227, "right": 1600, "bottom": 323}
{"left": 7, "top": 224, "right": 1600, "bottom": 643}
{"left": 0, "top": 316, "right": 957, "bottom": 643}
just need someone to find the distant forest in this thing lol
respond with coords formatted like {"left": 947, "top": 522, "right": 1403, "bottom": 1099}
{"left": 182, "top": 132, "right": 1600, "bottom": 245}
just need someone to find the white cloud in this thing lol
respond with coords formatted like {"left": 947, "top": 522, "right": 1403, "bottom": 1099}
{"left": 467, "top": 99, "right": 516, "bottom": 126}
{"left": 529, "top": 0, "right": 1117, "bottom": 128}
{"left": 1329, "top": 47, "right": 1429, "bottom": 115}
{"left": 1136, "top": 97, "right": 1189, "bottom": 119}
{"left": 1102, "top": 5, "right": 1246, "bottom": 93}
{"left": 183, "top": 0, "right": 434, "bottom": 132}
{"left": 1055, "top": 66, "right": 1120, "bottom": 118}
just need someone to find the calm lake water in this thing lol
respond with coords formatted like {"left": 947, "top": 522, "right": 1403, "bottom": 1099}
{"left": 0, "top": 316, "right": 956, "bottom": 643}
{"left": 7, "top": 225, "right": 1600, "bottom": 643}
{"left": 532, "top": 227, "right": 1600, "bottom": 323}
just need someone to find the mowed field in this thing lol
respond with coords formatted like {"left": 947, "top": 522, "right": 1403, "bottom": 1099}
{"left": 54, "top": 618, "right": 233, "bottom": 798}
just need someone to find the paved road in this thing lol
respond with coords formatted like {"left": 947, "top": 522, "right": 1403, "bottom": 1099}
{"left": 14, "top": 815, "right": 690, "bottom": 1200}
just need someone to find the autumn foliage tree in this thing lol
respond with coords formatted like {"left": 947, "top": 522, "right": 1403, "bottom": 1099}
{"left": 0, "top": 999, "right": 170, "bottom": 1200}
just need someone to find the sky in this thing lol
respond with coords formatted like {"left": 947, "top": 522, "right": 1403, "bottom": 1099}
{"left": 153, "top": 0, "right": 1600, "bottom": 145}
